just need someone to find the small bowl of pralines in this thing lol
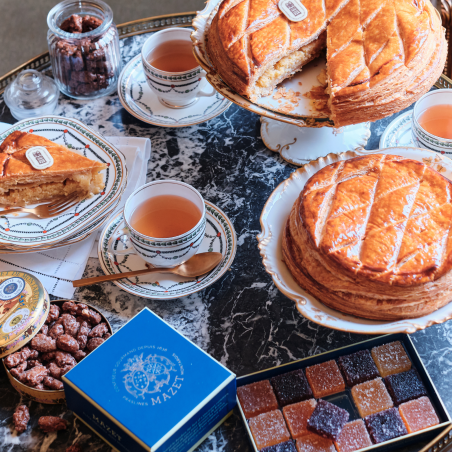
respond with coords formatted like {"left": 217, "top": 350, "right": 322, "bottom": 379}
{"left": 3, "top": 299, "right": 112, "bottom": 404}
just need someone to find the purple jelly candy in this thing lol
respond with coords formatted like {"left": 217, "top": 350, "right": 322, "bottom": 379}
{"left": 261, "top": 440, "right": 297, "bottom": 452}
{"left": 384, "top": 369, "right": 427, "bottom": 406}
{"left": 307, "top": 399, "right": 349, "bottom": 440}
{"left": 270, "top": 369, "right": 313, "bottom": 406}
{"left": 338, "top": 349, "right": 380, "bottom": 386}
{"left": 365, "top": 408, "right": 408, "bottom": 443}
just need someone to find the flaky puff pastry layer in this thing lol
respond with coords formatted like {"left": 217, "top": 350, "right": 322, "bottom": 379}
{"left": 0, "top": 131, "right": 106, "bottom": 206}
{"left": 283, "top": 154, "right": 452, "bottom": 320}
{"left": 207, "top": 0, "right": 446, "bottom": 126}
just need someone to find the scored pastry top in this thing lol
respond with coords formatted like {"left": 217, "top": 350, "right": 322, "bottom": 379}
{"left": 299, "top": 154, "right": 452, "bottom": 286}
{"left": 0, "top": 131, "right": 106, "bottom": 180}
{"left": 214, "top": 0, "right": 436, "bottom": 91}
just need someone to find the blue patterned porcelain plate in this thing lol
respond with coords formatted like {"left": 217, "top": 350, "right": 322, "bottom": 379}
{"left": 0, "top": 116, "right": 127, "bottom": 247}
{"left": 379, "top": 110, "right": 418, "bottom": 148}
{"left": 118, "top": 55, "right": 232, "bottom": 127}
{"left": 98, "top": 201, "right": 236, "bottom": 299}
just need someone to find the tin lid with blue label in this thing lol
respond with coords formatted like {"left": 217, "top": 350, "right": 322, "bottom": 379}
{"left": 0, "top": 271, "right": 50, "bottom": 358}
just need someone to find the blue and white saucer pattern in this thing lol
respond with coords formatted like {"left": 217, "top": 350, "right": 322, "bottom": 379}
{"left": 118, "top": 55, "right": 232, "bottom": 127}
{"left": 379, "top": 110, "right": 418, "bottom": 149}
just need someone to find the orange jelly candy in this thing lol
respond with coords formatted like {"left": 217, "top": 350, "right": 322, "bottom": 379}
{"left": 399, "top": 396, "right": 439, "bottom": 433}
{"left": 237, "top": 380, "right": 278, "bottom": 419}
{"left": 334, "top": 420, "right": 372, "bottom": 452}
{"left": 295, "top": 433, "right": 336, "bottom": 452}
{"left": 371, "top": 341, "right": 411, "bottom": 377}
{"left": 249, "top": 410, "right": 291, "bottom": 450}
{"left": 351, "top": 377, "right": 393, "bottom": 418}
{"left": 283, "top": 399, "right": 317, "bottom": 439}
{"left": 305, "top": 360, "right": 345, "bottom": 398}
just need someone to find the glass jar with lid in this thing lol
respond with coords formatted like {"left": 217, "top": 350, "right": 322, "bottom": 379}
{"left": 47, "top": 0, "right": 121, "bottom": 99}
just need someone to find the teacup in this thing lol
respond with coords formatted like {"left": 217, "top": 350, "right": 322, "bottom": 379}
{"left": 110, "top": 180, "right": 206, "bottom": 268}
{"left": 412, "top": 89, "right": 452, "bottom": 153}
{"left": 141, "top": 28, "right": 215, "bottom": 109}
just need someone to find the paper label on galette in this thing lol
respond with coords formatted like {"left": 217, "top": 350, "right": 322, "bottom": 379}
{"left": 278, "top": 0, "right": 308, "bottom": 21}
{"left": 25, "top": 146, "right": 54, "bottom": 170}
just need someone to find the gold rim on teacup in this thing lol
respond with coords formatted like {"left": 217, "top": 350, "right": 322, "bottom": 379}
{"left": 412, "top": 89, "right": 452, "bottom": 153}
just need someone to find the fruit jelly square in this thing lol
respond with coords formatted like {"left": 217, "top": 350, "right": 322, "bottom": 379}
{"left": 237, "top": 380, "right": 278, "bottom": 419}
{"left": 261, "top": 440, "right": 297, "bottom": 452}
{"left": 384, "top": 369, "right": 427, "bottom": 406}
{"left": 351, "top": 377, "right": 393, "bottom": 418}
{"left": 365, "top": 408, "right": 408, "bottom": 443}
{"left": 334, "top": 420, "right": 372, "bottom": 452}
{"left": 371, "top": 341, "right": 411, "bottom": 378}
{"left": 295, "top": 434, "right": 336, "bottom": 452}
{"left": 338, "top": 349, "right": 380, "bottom": 386}
{"left": 249, "top": 409, "right": 291, "bottom": 450}
{"left": 271, "top": 369, "right": 313, "bottom": 406}
{"left": 283, "top": 399, "right": 317, "bottom": 439}
{"left": 305, "top": 359, "right": 345, "bottom": 398}
{"left": 307, "top": 399, "right": 349, "bottom": 441}
{"left": 399, "top": 396, "right": 440, "bottom": 433}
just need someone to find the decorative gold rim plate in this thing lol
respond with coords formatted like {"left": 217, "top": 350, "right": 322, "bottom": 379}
{"left": 257, "top": 147, "right": 452, "bottom": 334}
{"left": 98, "top": 201, "right": 237, "bottom": 299}
{"left": 117, "top": 54, "right": 232, "bottom": 128}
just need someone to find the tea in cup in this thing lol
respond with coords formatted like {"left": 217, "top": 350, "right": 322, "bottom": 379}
{"left": 141, "top": 28, "right": 215, "bottom": 108}
{"left": 110, "top": 180, "right": 206, "bottom": 268}
{"left": 412, "top": 89, "right": 452, "bottom": 152}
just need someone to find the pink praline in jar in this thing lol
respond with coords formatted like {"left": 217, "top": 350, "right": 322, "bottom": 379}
{"left": 47, "top": 0, "right": 121, "bottom": 99}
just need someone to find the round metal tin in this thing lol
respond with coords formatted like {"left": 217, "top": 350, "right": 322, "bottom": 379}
{"left": 0, "top": 271, "right": 50, "bottom": 358}
{"left": 3, "top": 299, "right": 112, "bottom": 404}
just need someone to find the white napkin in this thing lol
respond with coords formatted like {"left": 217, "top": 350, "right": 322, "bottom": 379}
{"left": 0, "top": 136, "right": 151, "bottom": 299}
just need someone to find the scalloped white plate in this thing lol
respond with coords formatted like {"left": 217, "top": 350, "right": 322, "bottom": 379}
{"left": 258, "top": 147, "right": 452, "bottom": 334}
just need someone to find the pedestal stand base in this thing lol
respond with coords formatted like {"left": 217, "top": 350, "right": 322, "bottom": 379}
{"left": 261, "top": 117, "right": 371, "bottom": 166}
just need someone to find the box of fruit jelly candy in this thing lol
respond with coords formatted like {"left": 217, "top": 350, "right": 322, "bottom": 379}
{"left": 62, "top": 308, "right": 236, "bottom": 452}
{"left": 236, "top": 334, "right": 451, "bottom": 452}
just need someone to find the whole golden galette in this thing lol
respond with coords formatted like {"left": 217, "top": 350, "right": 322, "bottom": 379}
{"left": 283, "top": 154, "right": 452, "bottom": 320}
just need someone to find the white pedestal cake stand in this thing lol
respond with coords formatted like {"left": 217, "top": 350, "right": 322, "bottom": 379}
{"left": 191, "top": 0, "right": 371, "bottom": 163}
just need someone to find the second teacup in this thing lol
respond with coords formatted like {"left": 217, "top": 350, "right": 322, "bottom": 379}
{"left": 141, "top": 28, "right": 215, "bottom": 109}
{"left": 110, "top": 180, "right": 206, "bottom": 268}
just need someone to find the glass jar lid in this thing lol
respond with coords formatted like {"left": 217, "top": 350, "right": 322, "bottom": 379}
{"left": 0, "top": 271, "right": 50, "bottom": 358}
{"left": 4, "top": 70, "right": 59, "bottom": 120}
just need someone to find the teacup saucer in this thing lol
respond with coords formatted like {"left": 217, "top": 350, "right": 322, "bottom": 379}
{"left": 98, "top": 201, "right": 237, "bottom": 299}
{"left": 118, "top": 55, "right": 232, "bottom": 127}
{"left": 379, "top": 110, "right": 418, "bottom": 148}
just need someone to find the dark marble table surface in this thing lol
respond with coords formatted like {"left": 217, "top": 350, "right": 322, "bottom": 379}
{"left": 0, "top": 30, "right": 450, "bottom": 452}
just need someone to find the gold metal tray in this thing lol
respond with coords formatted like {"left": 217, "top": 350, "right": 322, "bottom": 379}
{"left": 0, "top": 12, "right": 197, "bottom": 94}
{"left": 0, "top": 11, "right": 451, "bottom": 96}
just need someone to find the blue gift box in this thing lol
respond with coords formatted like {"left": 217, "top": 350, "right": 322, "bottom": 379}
{"left": 63, "top": 308, "right": 236, "bottom": 452}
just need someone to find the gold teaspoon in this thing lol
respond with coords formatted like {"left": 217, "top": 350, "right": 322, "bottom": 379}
{"left": 72, "top": 252, "right": 223, "bottom": 288}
